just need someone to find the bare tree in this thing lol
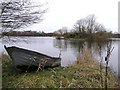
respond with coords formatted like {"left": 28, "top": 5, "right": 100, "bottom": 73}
{"left": 74, "top": 15, "right": 96, "bottom": 35}
{"left": 0, "top": 0, "right": 47, "bottom": 36}
{"left": 86, "top": 14, "right": 96, "bottom": 34}
{"left": 74, "top": 14, "right": 107, "bottom": 37}
{"left": 94, "top": 23, "right": 106, "bottom": 32}
{"left": 74, "top": 18, "right": 87, "bottom": 33}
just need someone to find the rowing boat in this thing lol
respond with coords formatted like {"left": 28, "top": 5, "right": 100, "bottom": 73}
{"left": 4, "top": 45, "right": 61, "bottom": 71}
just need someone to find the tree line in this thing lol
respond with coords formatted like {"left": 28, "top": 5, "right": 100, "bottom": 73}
{"left": 62, "top": 15, "right": 113, "bottom": 41}
{"left": 2, "top": 30, "right": 55, "bottom": 37}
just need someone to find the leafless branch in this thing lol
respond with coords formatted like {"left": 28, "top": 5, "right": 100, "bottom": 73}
{"left": 0, "top": 0, "right": 47, "bottom": 33}
{"left": 104, "top": 41, "right": 114, "bottom": 90}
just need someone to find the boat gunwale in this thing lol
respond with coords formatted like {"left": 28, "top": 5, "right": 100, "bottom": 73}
{"left": 4, "top": 45, "right": 61, "bottom": 59}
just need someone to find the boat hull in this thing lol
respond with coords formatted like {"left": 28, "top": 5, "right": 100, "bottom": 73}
{"left": 4, "top": 45, "right": 61, "bottom": 71}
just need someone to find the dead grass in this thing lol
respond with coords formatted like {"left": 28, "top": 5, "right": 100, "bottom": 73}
{"left": 2, "top": 46, "right": 119, "bottom": 88}
{"left": 73, "top": 44, "right": 98, "bottom": 66}
{"left": 72, "top": 44, "right": 119, "bottom": 88}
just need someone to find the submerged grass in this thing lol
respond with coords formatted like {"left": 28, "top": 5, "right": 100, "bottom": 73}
{"left": 2, "top": 46, "right": 119, "bottom": 88}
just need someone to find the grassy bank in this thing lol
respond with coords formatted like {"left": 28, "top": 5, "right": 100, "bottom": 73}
{"left": 2, "top": 48, "right": 119, "bottom": 88}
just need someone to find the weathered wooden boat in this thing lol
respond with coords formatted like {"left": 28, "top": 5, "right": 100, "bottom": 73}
{"left": 4, "top": 45, "right": 61, "bottom": 71}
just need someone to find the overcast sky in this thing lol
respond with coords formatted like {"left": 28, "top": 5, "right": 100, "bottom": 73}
{"left": 24, "top": 0, "right": 119, "bottom": 33}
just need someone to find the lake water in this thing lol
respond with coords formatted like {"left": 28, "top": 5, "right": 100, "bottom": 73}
{"left": 1, "top": 36, "right": 120, "bottom": 76}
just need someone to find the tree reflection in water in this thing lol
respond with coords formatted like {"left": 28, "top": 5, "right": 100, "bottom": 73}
{"left": 54, "top": 38, "right": 110, "bottom": 60}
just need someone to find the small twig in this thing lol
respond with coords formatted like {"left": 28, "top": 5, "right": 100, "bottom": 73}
{"left": 36, "top": 62, "right": 42, "bottom": 72}
{"left": 59, "top": 49, "right": 62, "bottom": 58}
{"left": 104, "top": 41, "right": 114, "bottom": 90}
{"left": 25, "top": 58, "right": 34, "bottom": 72}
